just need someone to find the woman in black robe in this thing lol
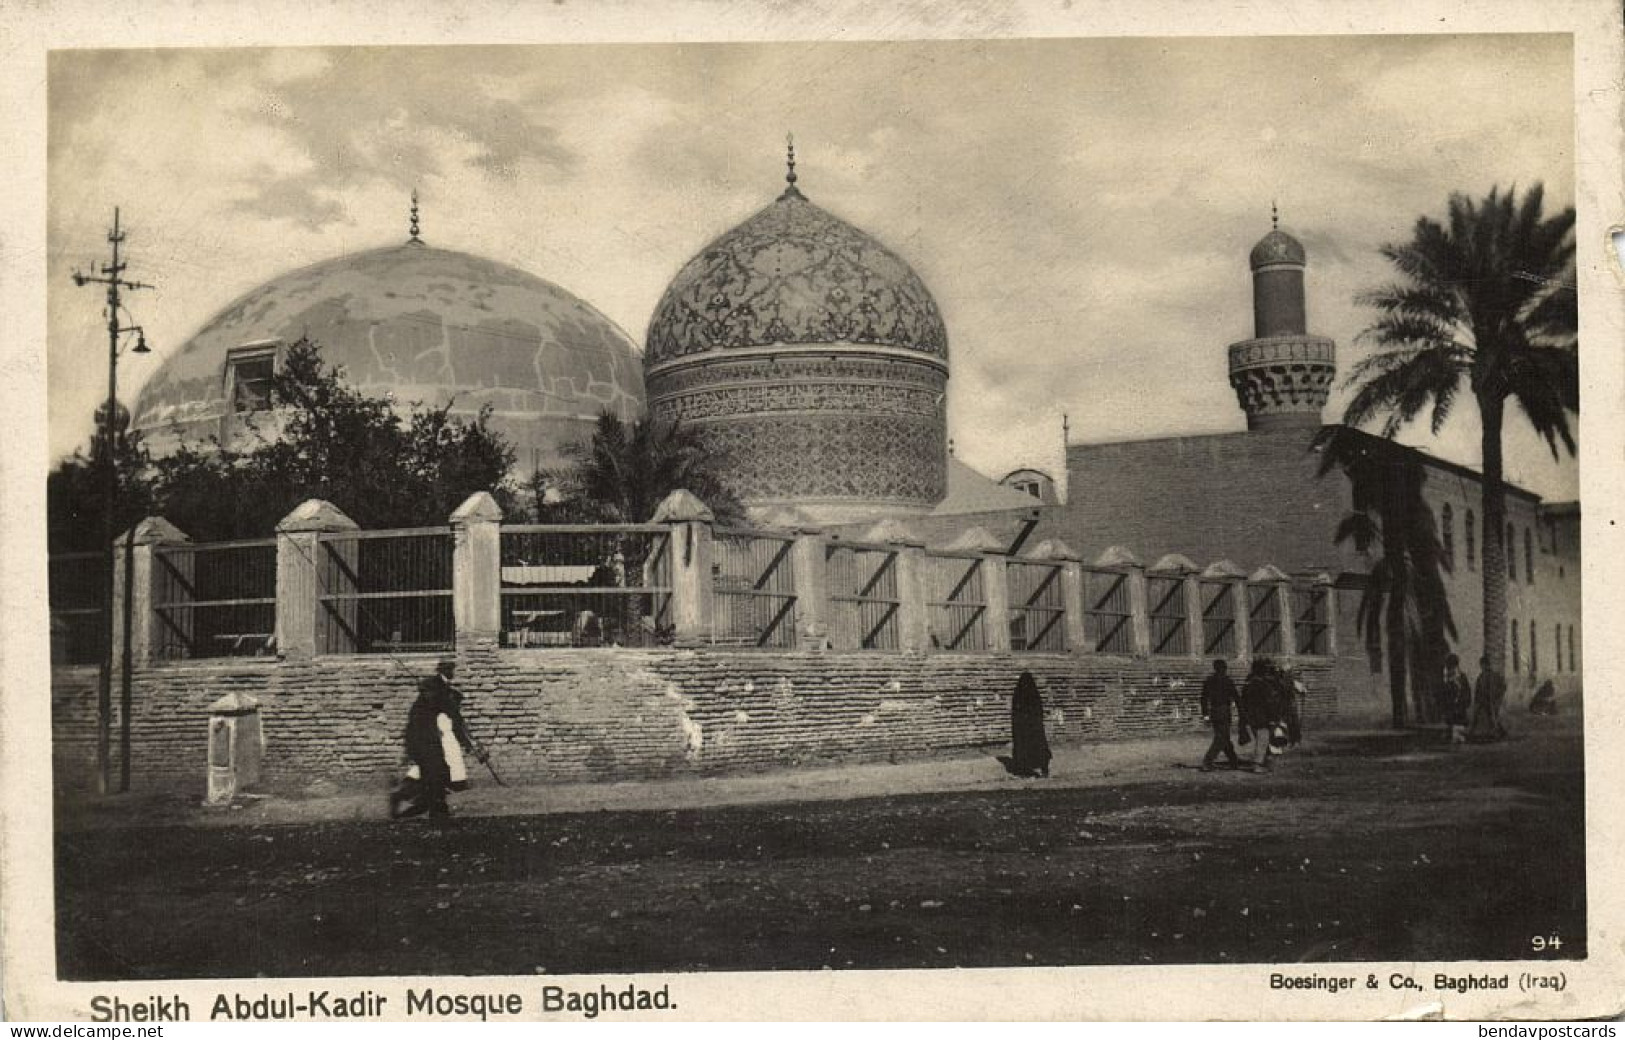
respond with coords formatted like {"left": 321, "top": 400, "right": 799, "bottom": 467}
{"left": 1009, "top": 671, "right": 1052, "bottom": 778}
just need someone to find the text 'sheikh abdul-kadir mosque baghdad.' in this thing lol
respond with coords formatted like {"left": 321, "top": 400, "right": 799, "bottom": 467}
{"left": 127, "top": 145, "right": 1582, "bottom": 719}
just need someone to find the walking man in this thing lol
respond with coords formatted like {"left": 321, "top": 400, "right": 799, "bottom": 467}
{"left": 1199, "top": 659, "right": 1241, "bottom": 772}
{"left": 391, "top": 658, "right": 479, "bottom": 819}
{"left": 1239, "top": 658, "right": 1280, "bottom": 773}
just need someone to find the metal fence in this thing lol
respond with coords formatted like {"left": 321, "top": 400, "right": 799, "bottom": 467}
{"left": 500, "top": 525, "right": 673, "bottom": 648}
{"left": 1200, "top": 580, "right": 1238, "bottom": 657}
{"left": 827, "top": 540, "right": 900, "bottom": 650}
{"left": 317, "top": 529, "right": 454, "bottom": 655}
{"left": 1294, "top": 585, "right": 1330, "bottom": 656}
{"left": 49, "top": 551, "right": 106, "bottom": 665}
{"left": 1007, "top": 559, "right": 1066, "bottom": 653}
{"left": 1148, "top": 575, "right": 1190, "bottom": 656}
{"left": 711, "top": 528, "right": 798, "bottom": 649}
{"left": 152, "top": 540, "right": 278, "bottom": 660}
{"left": 923, "top": 551, "right": 989, "bottom": 651}
{"left": 1083, "top": 567, "right": 1134, "bottom": 654}
{"left": 1247, "top": 583, "right": 1284, "bottom": 655}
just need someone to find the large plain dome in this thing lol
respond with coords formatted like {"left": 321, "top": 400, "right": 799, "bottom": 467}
{"left": 132, "top": 241, "right": 644, "bottom": 470}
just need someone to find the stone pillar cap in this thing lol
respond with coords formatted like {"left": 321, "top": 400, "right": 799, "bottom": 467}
{"left": 277, "top": 499, "right": 359, "bottom": 534}
{"left": 1202, "top": 559, "right": 1249, "bottom": 580}
{"left": 1149, "top": 552, "right": 1201, "bottom": 575}
{"left": 1094, "top": 545, "right": 1141, "bottom": 568}
{"left": 450, "top": 490, "right": 504, "bottom": 525}
{"left": 862, "top": 517, "right": 924, "bottom": 547}
{"left": 1249, "top": 563, "right": 1292, "bottom": 583}
{"left": 1023, "top": 538, "right": 1081, "bottom": 562}
{"left": 651, "top": 489, "right": 714, "bottom": 524}
{"left": 939, "top": 525, "right": 1005, "bottom": 554}
{"left": 119, "top": 516, "right": 190, "bottom": 547}
{"left": 206, "top": 691, "right": 260, "bottom": 715}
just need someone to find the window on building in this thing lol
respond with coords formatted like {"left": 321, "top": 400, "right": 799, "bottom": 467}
{"left": 1554, "top": 624, "right": 1563, "bottom": 674}
{"left": 1525, "top": 527, "right": 1534, "bottom": 585}
{"left": 1441, "top": 504, "right": 1454, "bottom": 570}
{"left": 1465, "top": 510, "right": 1476, "bottom": 570}
{"left": 1530, "top": 620, "right": 1538, "bottom": 676}
{"left": 1569, "top": 626, "right": 1577, "bottom": 673}
{"left": 1018, "top": 481, "right": 1041, "bottom": 498}
{"left": 1507, "top": 523, "right": 1516, "bottom": 581}
{"left": 226, "top": 346, "right": 277, "bottom": 414}
{"left": 1511, "top": 619, "right": 1521, "bottom": 674}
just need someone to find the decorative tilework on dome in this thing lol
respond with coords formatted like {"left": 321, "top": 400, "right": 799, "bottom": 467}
{"left": 1249, "top": 228, "right": 1307, "bottom": 268}
{"left": 645, "top": 192, "right": 948, "bottom": 365}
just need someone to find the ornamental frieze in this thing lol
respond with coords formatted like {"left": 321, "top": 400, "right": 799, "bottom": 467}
{"left": 645, "top": 193, "right": 949, "bottom": 365}
{"left": 647, "top": 353, "right": 947, "bottom": 396}
{"left": 1226, "top": 335, "right": 1337, "bottom": 370}
{"left": 687, "top": 413, "right": 946, "bottom": 503}
{"left": 650, "top": 381, "right": 943, "bottom": 422}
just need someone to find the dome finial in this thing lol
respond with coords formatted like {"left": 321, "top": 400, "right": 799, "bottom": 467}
{"left": 781, "top": 133, "right": 804, "bottom": 199}
{"left": 409, "top": 189, "right": 422, "bottom": 244}
{"left": 1271, "top": 199, "right": 1279, "bottom": 231}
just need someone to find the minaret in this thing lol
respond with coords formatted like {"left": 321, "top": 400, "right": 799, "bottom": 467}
{"left": 1226, "top": 205, "right": 1337, "bottom": 431}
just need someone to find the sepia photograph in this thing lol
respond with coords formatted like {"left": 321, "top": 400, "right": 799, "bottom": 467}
{"left": 4, "top": 0, "right": 1622, "bottom": 1023}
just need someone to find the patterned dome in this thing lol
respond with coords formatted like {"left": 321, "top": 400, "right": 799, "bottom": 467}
{"left": 132, "top": 242, "right": 643, "bottom": 467}
{"left": 644, "top": 185, "right": 948, "bottom": 366}
{"left": 1249, "top": 227, "right": 1307, "bottom": 268}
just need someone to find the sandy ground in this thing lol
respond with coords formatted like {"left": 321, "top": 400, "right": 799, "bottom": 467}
{"left": 54, "top": 715, "right": 1585, "bottom": 978}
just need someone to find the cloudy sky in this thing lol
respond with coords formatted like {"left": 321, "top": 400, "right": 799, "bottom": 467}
{"left": 47, "top": 35, "right": 1578, "bottom": 498}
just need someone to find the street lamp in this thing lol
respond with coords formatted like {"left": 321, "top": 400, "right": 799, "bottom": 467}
{"left": 71, "top": 208, "right": 153, "bottom": 795}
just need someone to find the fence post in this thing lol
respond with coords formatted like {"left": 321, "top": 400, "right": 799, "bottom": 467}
{"left": 894, "top": 538, "right": 930, "bottom": 653}
{"left": 1183, "top": 573, "right": 1204, "bottom": 660}
{"left": 791, "top": 527, "right": 830, "bottom": 650}
{"left": 113, "top": 517, "right": 189, "bottom": 667}
{"left": 1127, "top": 562, "right": 1151, "bottom": 658}
{"left": 276, "top": 499, "right": 358, "bottom": 659}
{"left": 1317, "top": 575, "right": 1339, "bottom": 656}
{"left": 984, "top": 552, "right": 1012, "bottom": 653}
{"left": 450, "top": 492, "right": 504, "bottom": 649}
{"left": 1278, "top": 583, "right": 1298, "bottom": 657}
{"left": 651, "top": 490, "right": 714, "bottom": 647}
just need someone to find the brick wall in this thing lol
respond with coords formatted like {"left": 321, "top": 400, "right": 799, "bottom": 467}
{"left": 52, "top": 649, "right": 1341, "bottom": 795}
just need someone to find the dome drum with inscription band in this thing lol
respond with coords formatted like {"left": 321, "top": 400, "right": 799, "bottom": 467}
{"left": 644, "top": 141, "right": 951, "bottom": 523}
{"left": 1227, "top": 205, "right": 1337, "bottom": 432}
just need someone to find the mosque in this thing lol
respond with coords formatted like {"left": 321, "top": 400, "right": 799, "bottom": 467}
{"left": 127, "top": 148, "right": 1582, "bottom": 710}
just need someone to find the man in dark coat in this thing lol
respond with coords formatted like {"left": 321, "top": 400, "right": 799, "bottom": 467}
{"left": 1468, "top": 656, "right": 1509, "bottom": 742}
{"left": 1198, "top": 659, "right": 1241, "bottom": 771}
{"left": 391, "top": 658, "right": 475, "bottom": 819}
{"left": 1442, "top": 653, "right": 1472, "bottom": 743}
{"left": 1238, "top": 658, "right": 1280, "bottom": 773}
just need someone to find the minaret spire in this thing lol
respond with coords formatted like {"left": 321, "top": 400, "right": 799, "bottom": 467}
{"left": 781, "top": 133, "right": 804, "bottom": 199}
{"left": 408, "top": 189, "right": 422, "bottom": 244}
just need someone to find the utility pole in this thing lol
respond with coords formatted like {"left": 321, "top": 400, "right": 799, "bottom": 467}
{"left": 71, "top": 208, "right": 151, "bottom": 794}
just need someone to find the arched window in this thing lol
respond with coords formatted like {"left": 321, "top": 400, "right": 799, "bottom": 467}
{"left": 1525, "top": 527, "right": 1534, "bottom": 585}
{"left": 1511, "top": 619, "right": 1521, "bottom": 674}
{"left": 1555, "top": 624, "right": 1563, "bottom": 673}
{"left": 1507, "top": 523, "right": 1517, "bottom": 581}
{"left": 1441, "top": 504, "right": 1454, "bottom": 569}
{"left": 1465, "top": 510, "right": 1476, "bottom": 570}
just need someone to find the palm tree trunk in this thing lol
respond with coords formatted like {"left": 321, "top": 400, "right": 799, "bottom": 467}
{"left": 1479, "top": 392, "right": 1508, "bottom": 673}
{"left": 1386, "top": 599, "right": 1409, "bottom": 729}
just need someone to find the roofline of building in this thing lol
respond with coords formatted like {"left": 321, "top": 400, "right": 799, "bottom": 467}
{"left": 1065, "top": 423, "right": 1548, "bottom": 505}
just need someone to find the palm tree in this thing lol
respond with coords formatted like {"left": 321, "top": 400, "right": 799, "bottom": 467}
{"left": 1344, "top": 184, "right": 1577, "bottom": 673}
{"left": 1316, "top": 428, "right": 1455, "bottom": 728}
{"left": 553, "top": 412, "right": 745, "bottom": 526}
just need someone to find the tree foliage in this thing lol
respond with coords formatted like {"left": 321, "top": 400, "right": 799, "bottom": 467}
{"left": 1315, "top": 427, "right": 1455, "bottom": 728}
{"left": 547, "top": 412, "right": 745, "bottom": 526}
{"left": 1344, "top": 184, "right": 1577, "bottom": 672}
{"left": 49, "top": 338, "right": 519, "bottom": 545}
